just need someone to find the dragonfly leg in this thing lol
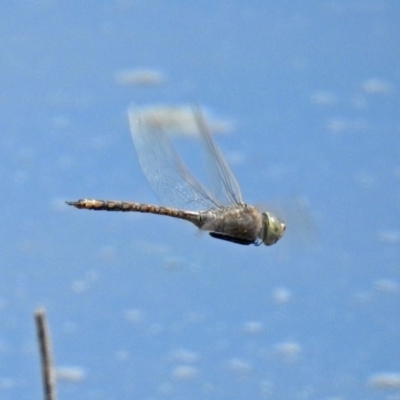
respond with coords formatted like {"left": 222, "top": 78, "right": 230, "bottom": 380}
{"left": 209, "top": 232, "right": 254, "bottom": 245}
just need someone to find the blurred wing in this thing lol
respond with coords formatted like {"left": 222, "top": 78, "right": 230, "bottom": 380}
{"left": 193, "top": 109, "right": 243, "bottom": 206}
{"left": 128, "top": 105, "right": 221, "bottom": 210}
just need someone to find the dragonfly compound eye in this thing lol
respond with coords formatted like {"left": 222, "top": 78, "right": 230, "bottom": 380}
{"left": 262, "top": 212, "right": 286, "bottom": 246}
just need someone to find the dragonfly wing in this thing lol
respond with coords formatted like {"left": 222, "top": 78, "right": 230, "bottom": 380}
{"left": 192, "top": 109, "right": 243, "bottom": 206}
{"left": 128, "top": 105, "right": 220, "bottom": 210}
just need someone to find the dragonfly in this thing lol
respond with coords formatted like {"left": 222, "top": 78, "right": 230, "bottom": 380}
{"left": 66, "top": 106, "right": 285, "bottom": 246}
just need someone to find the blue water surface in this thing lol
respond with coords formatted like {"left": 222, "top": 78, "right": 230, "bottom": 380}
{"left": 0, "top": 1, "right": 399, "bottom": 399}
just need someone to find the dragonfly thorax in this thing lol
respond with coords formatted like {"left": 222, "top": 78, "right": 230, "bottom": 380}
{"left": 194, "top": 204, "right": 264, "bottom": 245}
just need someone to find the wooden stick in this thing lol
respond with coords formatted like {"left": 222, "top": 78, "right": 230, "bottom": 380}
{"left": 34, "top": 308, "right": 57, "bottom": 400}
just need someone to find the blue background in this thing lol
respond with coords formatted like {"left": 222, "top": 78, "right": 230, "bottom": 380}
{"left": 1, "top": 1, "right": 399, "bottom": 399}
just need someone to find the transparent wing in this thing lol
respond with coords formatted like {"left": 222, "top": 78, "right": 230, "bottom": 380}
{"left": 193, "top": 108, "right": 243, "bottom": 205}
{"left": 128, "top": 105, "right": 221, "bottom": 211}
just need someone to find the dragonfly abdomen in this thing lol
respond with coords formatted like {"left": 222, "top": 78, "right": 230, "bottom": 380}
{"left": 66, "top": 199, "right": 200, "bottom": 223}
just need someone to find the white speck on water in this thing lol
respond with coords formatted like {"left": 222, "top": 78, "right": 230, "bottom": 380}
{"left": 368, "top": 372, "right": 400, "bottom": 389}
{"left": 242, "top": 320, "right": 264, "bottom": 335}
{"left": 172, "top": 365, "right": 198, "bottom": 380}
{"left": 57, "top": 366, "right": 86, "bottom": 383}
{"left": 373, "top": 278, "right": 399, "bottom": 294}
{"left": 114, "top": 68, "right": 165, "bottom": 86}
{"left": 272, "top": 287, "right": 292, "bottom": 305}
{"left": 362, "top": 78, "right": 391, "bottom": 95}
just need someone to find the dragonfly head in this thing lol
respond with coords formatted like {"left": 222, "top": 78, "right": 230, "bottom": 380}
{"left": 260, "top": 212, "right": 286, "bottom": 246}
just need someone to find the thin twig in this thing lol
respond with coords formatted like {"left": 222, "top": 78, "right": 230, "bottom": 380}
{"left": 34, "top": 308, "right": 57, "bottom": 400}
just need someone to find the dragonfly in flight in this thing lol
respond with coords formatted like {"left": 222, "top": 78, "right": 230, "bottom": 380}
{"left": 67, "top": 106, "right": 285, "bottom": 246}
